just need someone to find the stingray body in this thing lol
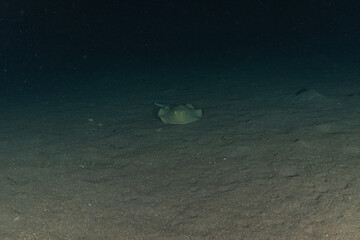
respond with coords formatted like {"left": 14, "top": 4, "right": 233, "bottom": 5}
{"left": 157, "top": 103, "right": 203, "bottom": 124}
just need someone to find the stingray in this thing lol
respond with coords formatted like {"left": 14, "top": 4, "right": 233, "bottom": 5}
{"left": 292, "top": 88, "right": 326, "bottom": 104}
{"left": 155, "top": 103, "right": 203, "bottom": 124}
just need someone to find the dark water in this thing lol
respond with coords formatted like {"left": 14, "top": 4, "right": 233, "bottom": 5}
{"left": 1, "top": 1, "right": 359, "bottom": 98}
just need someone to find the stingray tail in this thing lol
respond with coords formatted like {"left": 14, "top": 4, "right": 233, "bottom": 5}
{"left": 154, "top": 102, "right": 168, "bottom": 108}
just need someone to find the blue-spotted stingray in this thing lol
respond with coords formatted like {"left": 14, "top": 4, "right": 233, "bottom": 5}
{"left": 155, "top": 103, "right": 202, "bottom": 124}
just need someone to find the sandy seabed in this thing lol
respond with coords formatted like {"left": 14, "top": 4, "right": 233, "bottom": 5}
{"left": 1, "top": 73, "right": 360, "bottom": 240}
